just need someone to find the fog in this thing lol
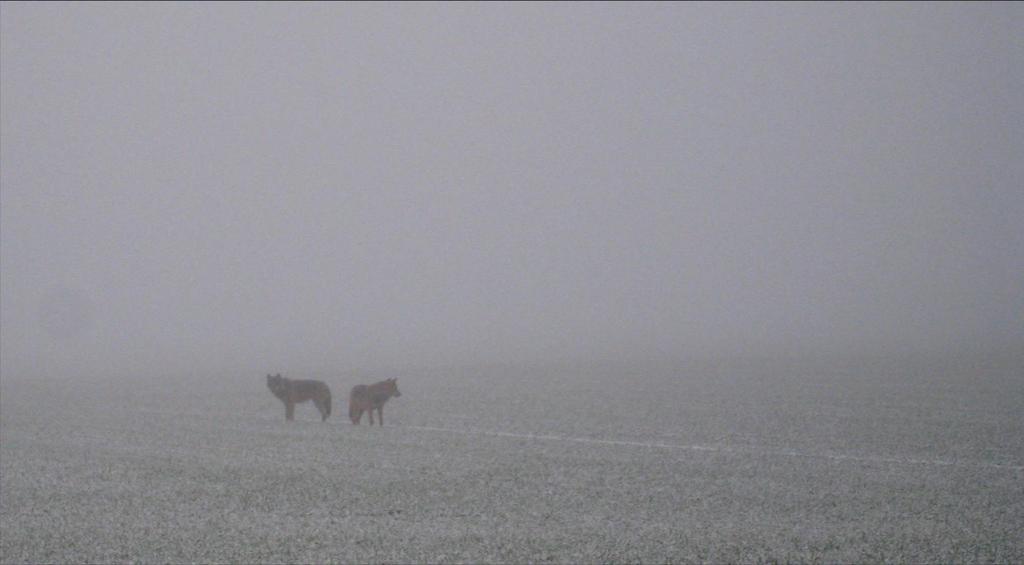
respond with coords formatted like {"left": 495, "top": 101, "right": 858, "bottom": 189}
{"left": 2, "top": 2, "right": 1022, "bottom": 381}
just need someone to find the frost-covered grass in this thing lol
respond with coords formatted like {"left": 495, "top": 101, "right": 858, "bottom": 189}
{"left": 2, "top": 362, "right": 1022, "bottom": 563}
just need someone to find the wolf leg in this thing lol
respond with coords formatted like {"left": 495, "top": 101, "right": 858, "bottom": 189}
{"left": 286, "top": 401, "right": 295, "bottom": 421}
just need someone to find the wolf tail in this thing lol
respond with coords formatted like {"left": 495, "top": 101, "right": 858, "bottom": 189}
{"left": 349, "top": 385, "right": 366, "bottom": 423}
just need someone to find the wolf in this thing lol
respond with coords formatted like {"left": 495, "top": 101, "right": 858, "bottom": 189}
{"left": 349, "top": 378, "right": 401, "bottom": 426}
{"left": 266, "top": 373, "right": 332, "bottom": 421}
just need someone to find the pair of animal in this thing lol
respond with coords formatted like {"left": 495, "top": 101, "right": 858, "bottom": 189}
{"left": 265, "top": 373, "right": 401, "bottom": 426}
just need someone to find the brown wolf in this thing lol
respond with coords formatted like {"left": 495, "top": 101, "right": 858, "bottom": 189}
{"left": 266, "top": 373, "right": 332, "bottom": 421}
{"left": 349, "top": 378, "right": 401, "bottom": 426}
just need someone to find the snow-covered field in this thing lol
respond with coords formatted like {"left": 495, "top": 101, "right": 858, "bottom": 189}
{"left": 2, "top": 360, "right": 1022, "bottom": 563}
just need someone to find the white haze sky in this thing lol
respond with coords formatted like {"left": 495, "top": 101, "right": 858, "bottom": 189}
{"left": 2, "top": 2, "right": 1022, "bottom": 379}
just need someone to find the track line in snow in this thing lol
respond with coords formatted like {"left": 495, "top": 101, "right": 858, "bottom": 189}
{"left": 400, "top": 424, "right": 1024, "bottom": 472}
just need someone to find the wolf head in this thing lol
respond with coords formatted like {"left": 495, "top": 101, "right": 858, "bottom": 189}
{"left": 266, "top": 373, "right": 287, "bottom": 395}
{"left": 387, "top": 377, "right": 401, "bottom": 397}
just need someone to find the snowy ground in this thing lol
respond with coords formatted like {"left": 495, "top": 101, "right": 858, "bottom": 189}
{"left": 2, "top": 360, "right": 1022, "bottom": 563}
